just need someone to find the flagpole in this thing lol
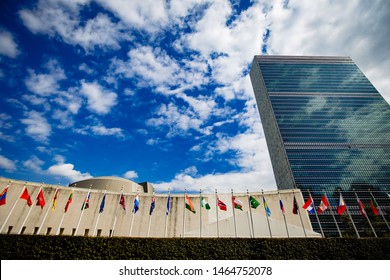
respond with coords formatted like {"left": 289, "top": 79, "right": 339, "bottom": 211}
{"left": 340, "top": 191, "right": 360, "bottom": 238}
{"left": 0, "top": 181, "right": 24, "bottom": 234}
{"left": 247, "top": 189, "right": 255, "bottom": 238}
{"left": 278, "top": 191, "right": 289, "bottom": 238}
{"left": 182, "top": 189, "right": 186, "bottom": 238}
{"left": 199, "top": 189, "right": 202, "bottom": 238}
{"left": 215, "top": 189, "right": 219, "bottom": 238}
{"left": 231, "top": 189, "right": 237, "bottom": 237}
{"left": 37, "top": 186, "right": 59, "bottom": 235}
{"left": 75, "top": 187, "right": 91, "bottom": 236}
{"left": 293, "top": 190, "right": 307, "bottom": 237}
{"left": 111, "top": 188, "right": 123, "bottom": 237}
{"left": 93, "top": 188, "right": 106, "bottom": 236}
{"left": 164, "top": 188, "right": 170, "bottom": 237}
{"left": 325, "top": 192, "right": 342, "bottom": 237}
{"left": 371, "top": 191, "right": 390, "bottom": 231}
{"left": 355, "top": 192, "right": 377, "bottom": 238}
{"left": 307, "top": 190, "right": 324, "bottom": 238}
{"left": 18, "top": 185, "right": 41, "bottom": 234}
{"left": 147, "top": 192, "right": 155, "bottom": 238}
{"left": 129, "top": 191, "right": 138, "bottom": 237}
{"left": 262, "top": 189, "right": 272, "bottom": 238}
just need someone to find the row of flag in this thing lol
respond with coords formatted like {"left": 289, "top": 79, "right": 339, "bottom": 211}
{"left": 0, "top": 185, "right": 387, "bottom": 218}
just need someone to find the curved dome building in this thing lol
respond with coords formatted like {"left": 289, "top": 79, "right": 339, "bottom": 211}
{"left": 69, "top": 176, "right": 153, "bottom": 194}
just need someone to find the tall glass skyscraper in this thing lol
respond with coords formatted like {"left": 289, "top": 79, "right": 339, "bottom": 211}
{"left": 250, "top": 56, "right": 390, "bottom": 237}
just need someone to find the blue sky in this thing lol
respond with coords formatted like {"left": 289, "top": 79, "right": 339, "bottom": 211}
{"left": 0, "top": 0, "right": 389, "bottom": 194}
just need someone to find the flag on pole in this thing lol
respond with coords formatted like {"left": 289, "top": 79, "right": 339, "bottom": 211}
{"left": 292, "top": 196, "right": 298, "bottom": 214}
{"left": 337, "top": 193, "right": 346, "bottom": 215}
{"left": 249, "top": 196, "right": 260, "bottom": 209}
{"left": 20, "top": 187, "right": 32, "bottom": 206}
{"left": 81, "top": 192, "right": 91, "bottom": 210}
{"left": 99, "top": 193, "right": 106, "bottom": 213}
{"left": 166, "top": 194, "right": 171, "bottom": 215}
{"left": 64, "top": 191, "right": 73, "bottom": 213}
{"left": 232, "top": 196, "right": 243, "bottom": 211}
{"left": 217, "top": 198, "right": 227, "bottom": 211}
{"left": 279, "top": 198, "right": 285, "bottom": 214}
{"left": 52, "top": 189, "right": 59, "bottom": 211}
{"left": 133, "top": 194, "right": 139, "bottom": 214}
{"left": 263, "top": 196, "right": 271, "bottom": 216}
{"left": 149, "top": 195, "right": 155, "bottom": 216}
{"left": 120, "top": 193, "right": 126, "bottom": 211}
{"left": 185, "top": 194, "right": 196, "bottom": 213}
{"left": 317, "top": 195, "right": 329, "bottom": 214}
{"left": 36, "top": 189, "right": 45, "bottom": 209}
{"left": 357, "top": 197, "right": 366, "bottom": 217}
{"left": 201, "top": 196, "right": 211, "bottom": 210}
{"left": 302, "top": 196, "right": 315, "bottom": 214}
{"left": 0, "top": 187, "right": 8, "bottom": 206}
{"left": 370, "top": 194, "right": 379, "bottom": 215}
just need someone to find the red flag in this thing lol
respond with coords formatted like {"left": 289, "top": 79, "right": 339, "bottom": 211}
{"left": 36, "top": 189, "right": 45, "bottom": 209}
{"left": 370, "top": 194, "right": 379, "bottom": 215}
{"left": 357, "top": 198, "right": 366, "bottom": 217}
{"left": 64, "top": 192, "right": 73, "bottom": 213}
{"left": 337, "top": 193, "right": 346, "bottom": 215}
{"left": 317, "top": 195, "right": 329, "bottom": 214}
{"left": 20, "top": 187, "right": 32, "bottom": 206}
{"left": 217, "top": 198, "right": 227, "bottom": 211}
{"left": 0, "top": 187, "right": 8, "bottom": 206}
{"left": 120, "top": 193, "right": 126, "bottom": 211}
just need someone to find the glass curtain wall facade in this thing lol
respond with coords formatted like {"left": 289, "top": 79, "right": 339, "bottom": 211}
{"left": 250, "top": 56, "right": 390, "bottom": 237}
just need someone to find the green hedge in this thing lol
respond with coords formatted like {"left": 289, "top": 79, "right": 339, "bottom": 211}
{"left": 1, "top": 235, "right": 389, "bottom": 260}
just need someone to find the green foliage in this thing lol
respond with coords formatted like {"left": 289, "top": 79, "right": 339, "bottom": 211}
{"left": 1, "top": 235, "right": 389, "bottom": 260}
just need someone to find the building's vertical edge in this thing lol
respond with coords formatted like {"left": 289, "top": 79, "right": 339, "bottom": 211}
{"left": 249, "top": 56, "right": 295, "bottom": 190}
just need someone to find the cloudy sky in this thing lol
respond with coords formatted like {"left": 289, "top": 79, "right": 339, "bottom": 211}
{"left": 0, "top": 0, "right": 389, "bottom": 193}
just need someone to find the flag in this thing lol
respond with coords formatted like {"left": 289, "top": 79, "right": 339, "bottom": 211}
{"left": 20, "top": 187, "right": 32, "bottom": 206}
{"left": 120, "top": 193, "right": 126, "bottom": 211}
{"left": 292, "top": 196, "right": 298, "bottom": 214}
{"left": 279, "top": 198, "right": 285, "bottom": 214}
{"left": 36, "top": 189, "right": 45, "bottom": 209}
{"left": 149, "top": 195, "right": 155, "bottom": 215}
{"left": 232, "top": 196, "right": 243, "bottom": 211}
{"left": 302, "top": 196, "right": 315, "bottom": 214}
{"left": 81, "top": 192, "right": 90, "bottom": 210}
{"left": 52, "top": 189, "right": 59, "bottom": 211}
{"left": 217, "top": 198, "right": 227, "bottom": 211}
{"left": 201, "top": 197, "right": 210, "bottom": 210}
{"left": 185, "top": 194, "right": 196, "bottom": 213}
{"left": 0, "top": 187, "right": 8, "bottom": 206}
{"left": 166, "top": 194, "right": 171, "bottom": 215}
{"left": 337, "top": 193, "right": 346, "bottom": 215}
{"left": 249, "top": 196, "right": 260, "bottom": 209}
{"left": 263, "top": 196, "right": 271, "bottom": 216}
{"left": 132, "top": 194, "right": 139, "bottom": 214}
{"left": 99, "top": 193, "right": 106, "bottom": 213}
{"left": 317, "top": 195, "right": 329, "bottom": 214}
{"left": 64, "top": 191, "right": 73, "bottom": 213}
{"left": 370, "top": 194, "right": 379, "bottom": 215}
{"left": 357, "top": 198, "right": 366, "bottom": 217}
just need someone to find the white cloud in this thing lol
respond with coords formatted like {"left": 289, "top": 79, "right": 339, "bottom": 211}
{"left": 80, "top": 81, "right": 117, "bottom": 115}
{"left": 47, "top": 155, "right": 92, "bottom": 182}
{"left": 21, "top": 111, "right": 51, "bottom": 143}
{"left": 0, "top": 30, "right": 20, "bottom": 58}
{"left": 23, "top": 156, "right": 44, "bottom": 173}
{"left": 74, "top": 122, "right": 124, "bottom": 138}
{"left": 0, "top": 155, "right": 16, "bottom": 172}
{"left": 123, "top": 170, "right": 138, "bottom": 180}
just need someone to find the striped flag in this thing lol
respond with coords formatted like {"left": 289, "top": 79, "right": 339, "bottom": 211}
{"left": 302, "top": 196, "right": 315, "bottom": 214}
{"left": 317, "top": 195, "right": 329, "bottom": 214}
{"left": 232, "top": 196, "right": 243, "bottom": 211}
{"left": 201, "top": 196, "right": 210, "bottom": 210}
{"left": 81, "top": 192, "right": 90, "bottom": 210}
{"left": 52, "top": 188, "right": 59, "bottom": 211}
{"left": 263, "top": 196, "right": 271, "bottom": 216}
{"left": 217, "top": 198, "right": 227, "bottom": 211}
{"left": 0, "top": 187, "right": 9, "bottom": 206}
{"left": 370, "top": 194, "right": 379, "bottom": 215}
{"left": 185, "top": 194, "right": 196, "bottom": 213}
{"left": 279, "top": 198, "right": 285, "bottom": 214}
{"left": 64, "top": 191, "right": 73, "bottom": 213}
{"left": 357, "top": 197, "right": 366, "bottom": 217}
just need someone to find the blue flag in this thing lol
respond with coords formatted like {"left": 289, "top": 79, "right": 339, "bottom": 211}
{"left": 133, "top": 194, "right": 139, "bottom": 214}
{"left": 263, "top": 196, "right": 271, "bottom": 217}
{"left": 166, "top": 195, "right": 171, "bottom": 215}
{"left": 99, "top": 193, "right": 106, "bottom": 213}
{"left": 150, "top": 196, "right": 155, "bottom": 215}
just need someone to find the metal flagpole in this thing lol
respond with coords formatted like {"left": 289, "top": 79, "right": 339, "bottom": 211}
{"left": 56, "top": 213, "right": 66, "bottom": 235}
{"left": 215, "top": 189, "right": 219, "bottom": 238}
{"left": 37, "top": 186, "right": 59, "bottom": 235}
{"left": 199, "top": 189, "right": 202, "bottom": 238}
{"left": 231, "top": 189, "right": 237, "bottom": 237}
{"left": 111, "top": 188, "right": 123, "bottom": 237}
{"left": 293, "top": 190, "right": 307, "bottom": 237}
{"left": 247, "top": 189, "right": 255, "bottom": 238}
{"left": 325, "top": 192, "right": 342, "bottom": 237}
{"left": 307, "top": 190, "right": 325, "bottom": 238}
{"left": 343, "top": 191, "right": 360, "bottom": 238}
{"left": 129, "top": 190, "right": 138, "bottom": 237}
{"left": 75, "top": 187, "right": 91, "bottom": 236}
{"left": 93, "top": 188, "right": 106, "bottom": 236}
{"left": 182, "top": 189, "right": 186, "bottom": 237}
{"left": 355, "top": 192, "right": 377, "bottom": 238}
{"left": 0, "top": 182, "right": 25, "bottom": 234}
{"left": 261, "top": 189, "right": 272, "bottom": 238}
{"left": 18, "top": 185, "right": 41, "bottom": 234}
{"left": 278, "top": 191, "right": 289, "bottom": 238}
{"left": 371, "top": 191, "right": 390, "bottom": 231}
{"left": 164, "top": 188, "right": 170, "bottom": 237}
{"left": 147, "top": 192, "right": 155, "bottom": 237}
